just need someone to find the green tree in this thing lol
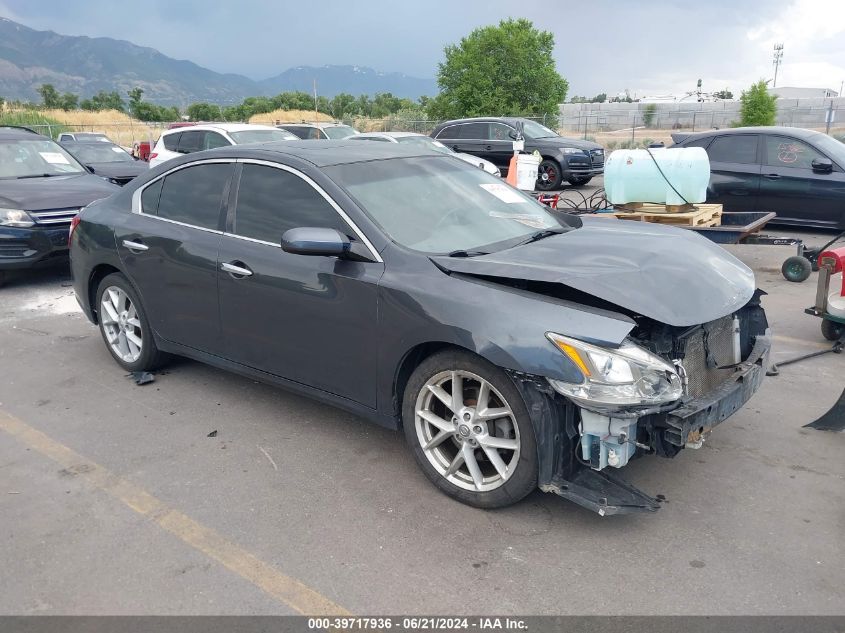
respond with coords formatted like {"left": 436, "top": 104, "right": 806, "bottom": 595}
{"left": 58, "top": 92, "right": 78, "bottom": 110}
{"left": 642, "top": 103, "right": 657, "bottom": 127}
{"left": 37, "top": 84, "right": 61, "bottom": 108}
{"left": 187, "top": 102, "right": 222, "bottom": 121}
{"left": 87, "top": 90, "right": 125, "bottom": 111}
{"left": 127, "top": 87, "right": 144, "bottom": 116}
{"left": 713, "top": 89, "right": 733, "bottom": 100}
{"left": 429, "top": 18, "right": 568, "bottom": 119}
{"left": 740, "top": 81, "right": 776, "bottom": 126}
{"left": 592, "top": 93, "right": 607, "bottom": 103}
{"left": 330, "top": 92, "right": 357, "bottom": 118}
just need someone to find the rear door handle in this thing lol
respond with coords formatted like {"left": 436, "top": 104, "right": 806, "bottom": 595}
{"left": 221, "top": 261, "right": 253, "bottom": 277}
{"left": 122, "top": 239, "right": 148, "bottom": 252}
{"left": 764, "top": 174, "right": 781, "bottom": 180}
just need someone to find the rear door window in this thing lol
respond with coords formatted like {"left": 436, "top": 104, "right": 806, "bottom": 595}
{"left": 162, "top": 132, "right": 181, "bottom": 151}
{"left": 204, "top": 132, "right": 230, "bottom": 150}
{"left": 232, "top": 164, "right": 350, "bottom": 244}
{"left": 455, "top": 123, "right": 486, "bottom": 140}
{"left": 153, "top": 163, "right": 232, "bottom": 229}
{"left": 706, "top": 135, "right": 759, "bottom": 164}
{"left": 765, "top": 136, "right": 825, "bottom": 169}
{"left": 177, "top": 131, "right": 205, "bottom": 154}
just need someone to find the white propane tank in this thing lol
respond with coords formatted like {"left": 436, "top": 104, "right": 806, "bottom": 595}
{"left": 604, "top": 147, "right": 710, "bottom": 206}
{"left": 828, "top": 272, "right": 845, "bottom": 318}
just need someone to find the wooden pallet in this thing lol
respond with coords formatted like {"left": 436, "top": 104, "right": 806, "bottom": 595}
{"left": 608, "top": 203, "right": 723, "bottom": 227}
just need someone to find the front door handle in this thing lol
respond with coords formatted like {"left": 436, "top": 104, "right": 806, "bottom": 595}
{"left": 764, "top": 173, "right": 781, "bottom": 180}
{"left": 122, "top": 239, "right": 148, "bottom": 252}
{"left": 221, "top": 261, "right": 253, "bottom": 277}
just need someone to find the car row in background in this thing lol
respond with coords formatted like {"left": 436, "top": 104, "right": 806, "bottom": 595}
{"left": 671, "top": 126, "right": 845, "bottom": 229}
{"left": 149, "top": 123, "right": 298, "bottom": 168}
{"left": 0, "top": 126, "right": 117, "bottom": 286}
{"left": 349, "top": 132, "right": 500, "bottom": 176}
{"left": 277, "top": 122, "right": 358, "bottom": 140}
{"left": 431, "top": 117, "right": 605, "bottom": 190}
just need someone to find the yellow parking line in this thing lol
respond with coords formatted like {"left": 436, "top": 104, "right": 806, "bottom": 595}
{"left": 0, "top": 409, "right": 350, "bottom": 616}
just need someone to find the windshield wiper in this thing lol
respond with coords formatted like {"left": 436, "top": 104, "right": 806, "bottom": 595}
{"left": 17, "top": 173, "right": 61, "bottom": 179}
{"left": 447, "top": 249, "right": 490, "bottom": 258}
{"left": 511, "top": 229, "right": 565, "bottom": 248}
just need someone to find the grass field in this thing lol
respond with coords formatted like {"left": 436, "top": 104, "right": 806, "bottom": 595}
{"left": 249, "top": 109, "right": 334, "bottom": 125}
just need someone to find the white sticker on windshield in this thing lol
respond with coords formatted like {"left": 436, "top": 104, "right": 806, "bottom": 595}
{"left": 39, "top": 152, "right": 70, "bottom": 164}
{"left": 480, "top": 183, "right": 525, "bottom": 204}
{"left": 111, "top": 146, "right": 125, "bottom": 153}
{"left": 488, "top": 211, "right": 548, "bottom": 229}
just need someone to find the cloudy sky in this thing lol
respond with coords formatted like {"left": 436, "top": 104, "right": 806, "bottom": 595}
{"left": 1, "top": 0, "right": 843, "bottom": 98}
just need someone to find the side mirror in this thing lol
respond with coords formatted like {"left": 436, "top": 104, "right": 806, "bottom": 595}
{"left": 508, "top": 130, "right": 518, "bottom": 140}
{"left": 281, "top": 227, "right": 351, "bottom": 257}
{"left": 812, "top": 158, "right": 834, "bottom": 174}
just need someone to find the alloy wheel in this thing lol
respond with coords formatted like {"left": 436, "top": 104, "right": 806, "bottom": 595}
{"left": 100, "top": 286, "right": 143, "bottom": 363}
{"left": 414, "top": 370, "right": 520, "bottom": 492}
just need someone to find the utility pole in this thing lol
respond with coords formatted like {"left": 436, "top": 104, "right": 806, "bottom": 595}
{"left": 772, "top": 44, "right": 784, "bottom": 87}
{"left": 313, "top": 79, "right": 318, "bottom": 122}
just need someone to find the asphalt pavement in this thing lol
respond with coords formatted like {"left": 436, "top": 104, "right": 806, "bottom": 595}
{"left": 0, "top": 217, "right": 843, "bottom": 615}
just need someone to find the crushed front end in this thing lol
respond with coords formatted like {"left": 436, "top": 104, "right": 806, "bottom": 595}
{"left": 511, "top": 291, "right": 770, "bottom": 516}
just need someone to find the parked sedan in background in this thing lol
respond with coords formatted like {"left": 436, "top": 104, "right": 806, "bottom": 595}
{"left": 70, "top": 140, "right": 769, "bottom": 515}
{"left": 60, "top": 140, "right": 148, "bottom": 186}
{"left": 57, "top": 132, "right": 112, "bottom": 143}
{"left": 0, "top": 128, "right": 117, "bottom": 286}
{"left": 277, "top": 122, "right": 358, "bottom": 140}
{"left": 349, "top": 131, "right": 500, "bottom": 176}
{"left": 149, "top": 123, "right": 298, "bottom": 167}
{"left": 671, "top": 126, "right": 845, "bottom": 229}
{"left": 431, "top": 117, "right": 605, "bottom": 190}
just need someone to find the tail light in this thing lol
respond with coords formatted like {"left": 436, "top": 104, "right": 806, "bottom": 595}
{"left": 149, "top": 152, "right": 158, "bottom": 160}
{"left": 68, "top": 214, "right": 82, "bottom": 247}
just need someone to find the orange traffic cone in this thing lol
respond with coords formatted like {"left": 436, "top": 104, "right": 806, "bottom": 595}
{"left": 506, "top": 152, "right": 518, "bottom": 187}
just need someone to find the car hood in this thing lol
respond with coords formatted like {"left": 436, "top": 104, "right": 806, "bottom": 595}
{"left": 0, "top": 174, "right": 119, "bottom": 211}
{"left": 531, "top": 136, "right": 603, "bottom": 151}
{"left": 431, "top": 217, "right": 755, "bottom": 327}
{"left": 454, "top": 152, "right": 498, "bottom": 173}
{"left": 84, "top": 161, "right": 148, "bottom": 179}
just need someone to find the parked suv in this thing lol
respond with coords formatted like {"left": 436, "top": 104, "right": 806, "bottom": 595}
{"left": 671, "top": 126, "right": 845, "bottom": 229}
{"left": 149, "top": 123, "right": 297, "bottom": 168}
{"left": 0, "top": 128, "right": 117, "bottom": 286}
{"left": 277, "top": 122, "right": 359, "bottom": 140}
{"left": 431, "top": 117, "right": 605, "bottom": 190}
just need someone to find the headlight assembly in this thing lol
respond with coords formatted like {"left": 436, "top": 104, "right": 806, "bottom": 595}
{"left": 560, "top": 147, "right": 587, "bottom": 155}
{"left": 0, "top": 208, "right": 35, "bottom": 228}
{"left": 546, "top": 333, "right": 683, "bottom": 411}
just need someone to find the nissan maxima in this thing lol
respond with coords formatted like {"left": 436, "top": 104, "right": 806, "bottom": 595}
{"left": 70, "top": 141, "right": 771, "bottom": 515}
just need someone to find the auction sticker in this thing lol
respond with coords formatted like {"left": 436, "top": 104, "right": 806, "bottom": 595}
{"left": 39, "top": 152, "right": 70, "bottom": 164}
{"left": 480, "top": 182, "right": 525, "bottom": 204}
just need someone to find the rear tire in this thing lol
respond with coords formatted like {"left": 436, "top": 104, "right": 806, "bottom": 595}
{"left": 821, "top": 319, "right": 844, "bottom": 342}
{"left": 95, "top": 272, "right": 168, "bottom": 372}
{"left": 402, "top": 349, "right": 538, "bottom": 509}
{"left": 781, "top": 256, "right": 812, "bottom": 283}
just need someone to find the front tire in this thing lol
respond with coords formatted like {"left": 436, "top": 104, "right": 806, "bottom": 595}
{"left": 95, "top": 272, "right": 167, "bottom": 372}
{"left": 536, "top": 159, "right": 563, "bottom": 191}
{"left": 402, "top": 350, "right": 538, "bottom": 509}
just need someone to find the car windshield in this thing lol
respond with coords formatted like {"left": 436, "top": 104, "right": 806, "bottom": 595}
{"left": 0, "top": 139, "right": 87, "bottom": 178}
{"left": 813, "top": 133, "right": 845, "bottom": 166}
{"left": 522, "top": 120, "right": 559, "bottom": 139}
{"left": 229, "top": 129, "right": 298, "bottom": 144}
{"left": 327, "top": 156, "right": 574, "bottom": 255}
{"left": 323, "top": 126, "right": 357, "bottom": 139}
{"left": 68, "top": 144, "right": 134, "bottom": 163}
{"left": 395, "top": 135, "right": 452, "bottom": 154}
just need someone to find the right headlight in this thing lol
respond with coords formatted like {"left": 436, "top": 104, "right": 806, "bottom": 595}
{"left": 546, "top": 333, "right": 683, "bottom": 411}
{"left": 0, "top": 208, "right": 35, "bottom": 228}
{"left": 560, "top": 147, "right": 587, "bottom": 155}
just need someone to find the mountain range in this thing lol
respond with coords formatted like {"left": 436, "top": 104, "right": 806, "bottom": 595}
{"left": 0, "top": 17, "right": 438, "bottom": 104}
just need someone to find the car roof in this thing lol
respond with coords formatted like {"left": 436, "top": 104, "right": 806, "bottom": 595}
{"left": 358, "top": 132, "right": 424, "bottom": 139}
{"left": 435, "top": 117, "right": 527, "bottom": 128}
{"left": 279, "top": 122, "right": 351, "bottom": 129}
{"left": 0, "top": 127, "right": 49, "bottom": 141}
{"left": 201, "top": 139, "right": 445, "bottom": 167}
{"left": 161, "top": 123, "right": 280, "bottom": 135}
{"left": 680, "top": 126, "right": 824, "bottom": 140}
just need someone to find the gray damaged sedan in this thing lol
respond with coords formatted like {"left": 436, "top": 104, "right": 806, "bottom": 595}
{"left": 70, "top": 141, "right": 771, "bottom": 516}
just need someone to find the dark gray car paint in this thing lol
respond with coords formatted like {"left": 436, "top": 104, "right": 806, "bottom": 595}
{"left": 71, "top": 141, "right": 755, "bottom": 431}
{"left": 0, "top": 173, "right": 118, "bottom": 211}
